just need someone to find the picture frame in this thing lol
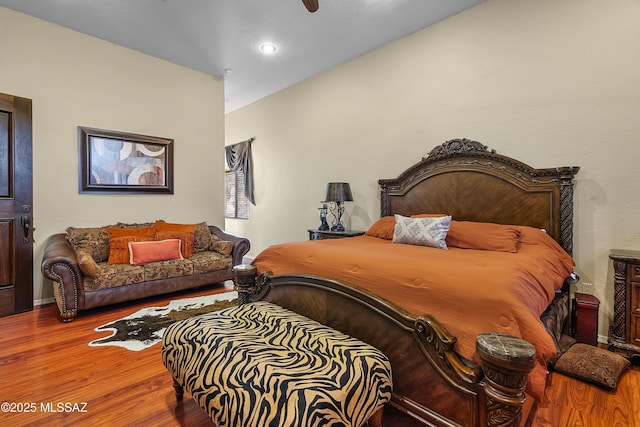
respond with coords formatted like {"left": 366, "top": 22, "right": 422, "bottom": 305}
{"left": 78, "top": 126, "right": 174, "bottom": 194}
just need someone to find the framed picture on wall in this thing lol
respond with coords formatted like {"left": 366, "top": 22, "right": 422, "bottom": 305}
{"left": 78, "top": 126, "right": 174, "bottom": 194}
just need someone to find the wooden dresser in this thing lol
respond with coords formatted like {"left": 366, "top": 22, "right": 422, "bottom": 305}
{"left": 608, "top": 249, "right": 640, "bottom": 360}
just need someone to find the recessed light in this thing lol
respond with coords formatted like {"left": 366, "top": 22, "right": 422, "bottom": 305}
{"left": 259, "top": 43, "right": 278, "bottom": 54}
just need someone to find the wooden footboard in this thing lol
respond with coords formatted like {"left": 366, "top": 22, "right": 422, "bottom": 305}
{"left": 234, "top": 265, "right": 536, "bottom": 427}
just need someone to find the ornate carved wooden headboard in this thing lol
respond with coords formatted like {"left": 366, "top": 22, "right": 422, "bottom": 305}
{"left": 378, "top": 138, "right": 579, "bottom": 255}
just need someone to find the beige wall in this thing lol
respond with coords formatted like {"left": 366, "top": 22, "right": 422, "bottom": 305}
{"left": 0, "top": 7, "right": 226, "bottom": 303}
{"left": 225, "top": 0, "right": 640, "bottom": 340}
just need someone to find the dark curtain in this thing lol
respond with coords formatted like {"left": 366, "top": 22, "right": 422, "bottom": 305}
{"left": 225, "top": 138, "right": 255, "bottom": 205}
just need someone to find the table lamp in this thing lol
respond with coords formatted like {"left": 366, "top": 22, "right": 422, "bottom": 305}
{"left": 324, "top": 182, "right": 353, "bottom": 232}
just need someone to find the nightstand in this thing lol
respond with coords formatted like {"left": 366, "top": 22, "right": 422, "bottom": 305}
{"left": 608, "top": 249, "right": 640, "bottom": 360}
{"left": 307, "top": 229, "right": 365, "bottom": 240}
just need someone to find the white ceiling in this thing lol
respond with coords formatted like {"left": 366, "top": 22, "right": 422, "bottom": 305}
{"left": 0, "top": 0, "right": 486, "bottom": 112}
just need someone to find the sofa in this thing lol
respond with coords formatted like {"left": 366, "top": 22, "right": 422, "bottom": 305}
{"left": 41, "top": 220, "right": 250, "bottom": 322}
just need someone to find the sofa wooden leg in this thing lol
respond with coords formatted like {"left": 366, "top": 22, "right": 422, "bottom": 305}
{"left": 367, "top": 406, "right": 384, "bottom": 427}
{"left": 172, "top": 378, "right": 184, "bottom": 402}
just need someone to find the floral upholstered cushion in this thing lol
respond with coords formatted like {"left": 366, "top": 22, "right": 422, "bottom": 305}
{"left": 66, "top": 226, "right": 112, "bottom": 262}
{"left": 115, "top": 222, "right": 155, "bottom": 229}
{"left": 143, "top": 258, "right": 194, "bottom": 281}
{"left": 84, "top": 263, "right": 146, "bottom": 291}
{"left": 190, "top": 251, "right": 232, "bottom": 274}
{"left": 210, "top": 234, "right": 233, "bottom": 256}
{"left": 194, "top": 222, "right": 213, "bottom": 253}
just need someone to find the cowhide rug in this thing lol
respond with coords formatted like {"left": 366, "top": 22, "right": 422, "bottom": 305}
{"left": 89, "top": 291, "right": 238, "bottom": 351}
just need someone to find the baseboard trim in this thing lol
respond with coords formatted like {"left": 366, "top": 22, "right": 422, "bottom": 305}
{"left": 34, "top": 297, "right": 55, "bottom": 306}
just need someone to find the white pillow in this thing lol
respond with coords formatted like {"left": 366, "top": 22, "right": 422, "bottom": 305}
{"left": 392, "top": 214, "right": 452, "bottom": 250}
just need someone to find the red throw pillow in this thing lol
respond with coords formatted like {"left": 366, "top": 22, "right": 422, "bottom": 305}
{"left": 129, "top": 239, "right": 183, "bottom": 265}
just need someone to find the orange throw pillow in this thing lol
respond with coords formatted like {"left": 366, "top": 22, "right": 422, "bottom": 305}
{"left": 129, "top": 239, "right": 183, "bottom": 265}
{"left": 107, "top": 226, "right": 156, "bottom": 264}
{"left": 155, "top": 220, "right": 197, "bottom": 233}
{"left": 365, "top": 216, "right": 396, "bottom": 240}
{"left": 107, "top": 226, "right": 156, "bottom": 238}
{"left": 108, "top": 236, "right": 153, "bottom": 264}
{"left": 446, "top": 221, "right": 521, "bottom": 253}
{"left": 156, "top": 230, "right": 195, "bottom": 258}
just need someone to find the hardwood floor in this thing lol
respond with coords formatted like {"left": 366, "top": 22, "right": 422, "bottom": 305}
{"left": 530, "top": 358, "right": 640, "bottom": 426}
{"left": 0, "top": 284, "right": 638, "bottom": 426}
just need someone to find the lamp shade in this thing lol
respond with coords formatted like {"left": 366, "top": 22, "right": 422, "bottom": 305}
{"left": 324, "top": 182, "right": 353, "bottom": 202}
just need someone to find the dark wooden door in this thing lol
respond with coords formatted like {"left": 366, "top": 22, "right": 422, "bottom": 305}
{"left": 0, "top": 93, "right": 33, "bottom": 316}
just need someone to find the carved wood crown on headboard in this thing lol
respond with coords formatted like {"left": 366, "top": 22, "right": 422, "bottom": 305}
{"left": 379, "top": 138, "right": 580, "bottom": 256}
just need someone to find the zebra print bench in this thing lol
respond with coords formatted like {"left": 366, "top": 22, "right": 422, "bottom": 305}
{"left": 161, "top": 301, "right": 393, "bottom": 427}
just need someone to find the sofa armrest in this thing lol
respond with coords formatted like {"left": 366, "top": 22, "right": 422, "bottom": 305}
{"left": 208, "top": 225, "right": 251, "bottom": 266}
{"left": 41, "top": 233, "right": 82, "bottom": 321}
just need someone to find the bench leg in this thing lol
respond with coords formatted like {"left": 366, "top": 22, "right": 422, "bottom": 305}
{"left": 172, "top": 378, "right": 184, "bottom": 402}
{"left": 367, "top": 406, "right": 384, "bottom": 427}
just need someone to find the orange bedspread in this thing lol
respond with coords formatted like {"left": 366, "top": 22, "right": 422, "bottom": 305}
{"left": 252, "top": 226, "right": 574, "bottom": 401}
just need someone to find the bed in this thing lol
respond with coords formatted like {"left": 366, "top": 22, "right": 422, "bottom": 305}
{"left": 238, "top": 138, "right": 579, "bottom": 427}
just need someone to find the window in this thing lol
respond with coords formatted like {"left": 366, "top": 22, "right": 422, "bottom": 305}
{"left": 225, "top": 170, "right": 249, "bottom": 219}
{"left": 225, "top": 138, "right": 254, "bottom": 219}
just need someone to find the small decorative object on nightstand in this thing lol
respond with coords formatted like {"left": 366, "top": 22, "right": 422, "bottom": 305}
{"left": 572, "top": 292, "right": 600, "bottom": 346}
{"left": 323, "top": 182, "right": 353, "bottom": 232}
{"left": 317, "top": 204, "right": 329, "bottom": 231}
{"left": 608, "top": 249, "right": 640, "bottom": 360}
{"left": 308, "top": 229, "right": 364, "bottom": 241}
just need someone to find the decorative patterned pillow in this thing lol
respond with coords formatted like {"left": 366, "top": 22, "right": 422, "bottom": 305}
{"left": 210, "top": 234, "right": 233, "bottom": 256}
{"left": 193, "top": 222, "right": 213, "bottom": 253}
{"left": 66, "top": 226, "right": 112, "bottom": 262}
{"left": 76, "top": 248, "right": 101, "bottom": 278}
{"left": 553, "top": 344, "right": 631, "bottom": 390}
{"left": 115, "top": 222, "right": 155, "bottom": 229}
{"left": 392, "top": 214, "right": 451, "bottom": 249}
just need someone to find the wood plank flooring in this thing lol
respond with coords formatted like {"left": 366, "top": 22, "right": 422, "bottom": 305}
{"left": 0, "top": 284, "right": 638, "bottom": 426}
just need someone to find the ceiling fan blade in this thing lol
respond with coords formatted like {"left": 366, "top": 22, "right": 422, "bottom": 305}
{"left": 302, "top": 0, "right": 319, "bottom": 13}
